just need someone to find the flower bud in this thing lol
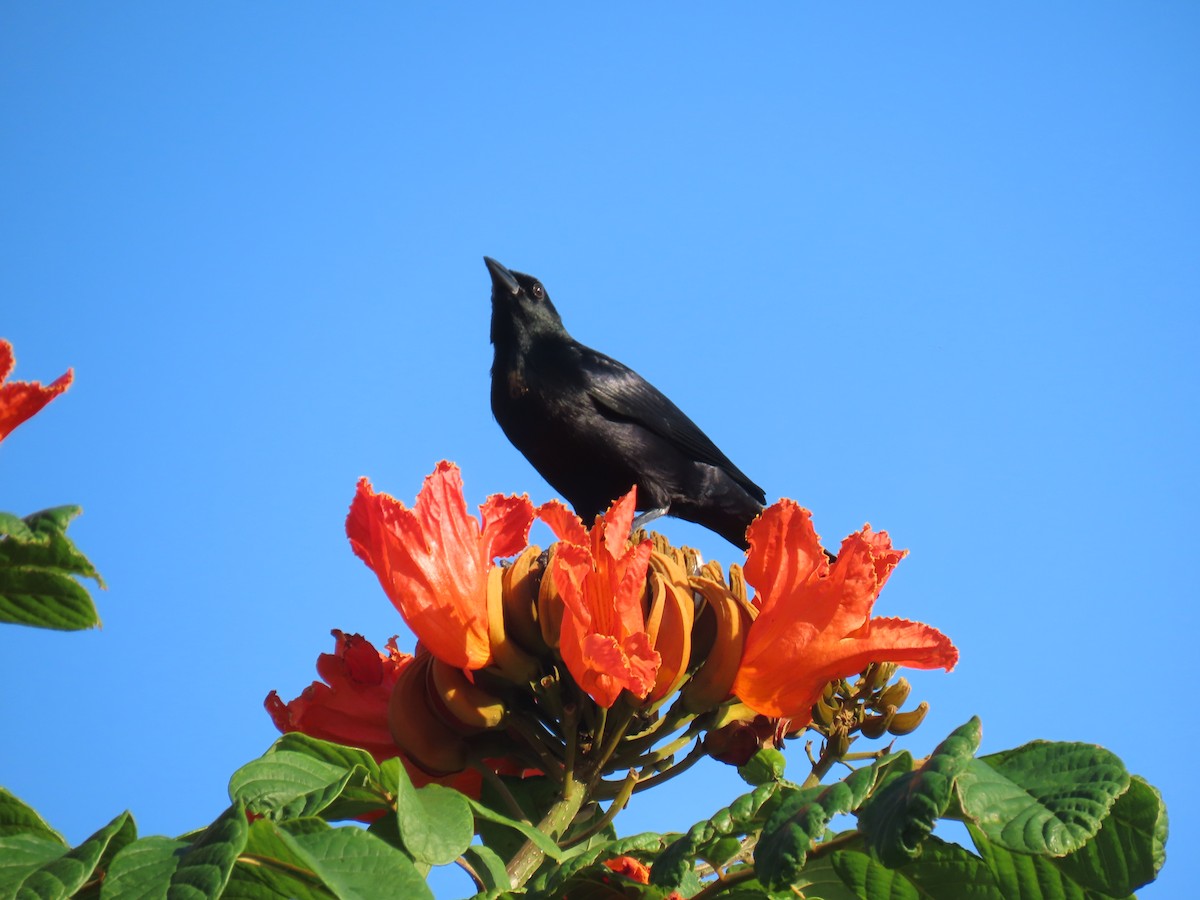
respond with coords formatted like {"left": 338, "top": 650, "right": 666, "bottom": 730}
{"left": 862, "top": 662, "right": 898, "bottom": 693}
{"left": 876, "top": 676, "right": 911, "bottom": 711}
{"left": 500, "top": 545, "right": 550, "bottom": 656}
{"left": 887, "top": 701, "right": 929, "bottom": 736}
{"left": 858, "top": 705, "right": 895, "bottom": 740}
{"left": 388, "top": 652, "right": 469, "bottom": 775}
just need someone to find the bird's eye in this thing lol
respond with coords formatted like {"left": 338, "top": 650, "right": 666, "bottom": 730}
{"left": 531, "top": 283, "right": 545, "bottom": 299}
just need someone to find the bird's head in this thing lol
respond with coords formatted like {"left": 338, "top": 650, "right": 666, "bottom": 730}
{"left": 485, "top": 256, "right": 567, "bottom": 347}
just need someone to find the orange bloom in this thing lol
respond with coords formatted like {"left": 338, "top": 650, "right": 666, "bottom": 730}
{"left": 266, "top": 631, "right": 484, "bottom": 795}
{"left": 733, "top": 500, "right": 957, "bottom": 725}
{"left": 540, "top": 490, "right": 660, "bottom": 707}
{"left": 346, "top": 461, "right": 535, "bottom": 670}
{"left": 266, "top": 629, "right": 413, "bottom": 763}
{"left": 0, "top": 339, "right": 72, "bottom": 443}
{"left": 601, "top": 855, "right": 684, "bottom": 899}
{"left": 603, "top": 855, "right": 651, "bottom": 882}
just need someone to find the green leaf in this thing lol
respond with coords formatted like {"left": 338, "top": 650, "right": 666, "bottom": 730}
{"left": 828, "top": 849, "right": 918, "bottom": 900}
{"left": 831, "top": 838, "right": 1003, "bottom": 900}
{"left": 534, "top": 834, "right": 669, "bottom": 896}
{"left": 102, "top": 836, "right": 189, "bottom": 900}
{"left": 392, "top": 766, "right": 474, "bottom": 867}
{"left": 554, "top": 854, "right": 703, "bottom": 900}
{"left": 788, "top": 853, "right": 868, "bottom": 900}
{"left": 0, "top": 834, "right": 70, "bottom": 896}
{"left": 17, "top": 508, "right": 103, "bottom": 582}
{"left": 267, "top": 734, "right": 382, "bottom": 783}
{"left": 264, "top": 737, "right": 386, "bottom": 823}
{"left": 969, "top": 824, "right": 1113, "bottom": 900}
{"left": 739, "top": 748, "right": 787, "bottom": 786}
{"left": 475, "top": 772, "right": 559, "bottom": 863}
{"left": 0, "top": 566, "right": 101, "bottom": 631}
{"left": 222, "top": 819, "right": 332, "bottom": 900}
{"left": 277, "top": 825, "right": 433, "bottom": 900}
{"left": 167, "top": 803, "right": 249, "bottom": 899}
{"left": 649, "top": 781, "right": 780, "bottom": 888}
{"left": 1055, "top": 775, "right": 1168, "bottom": 896}
{"left": 957, "top": 740, "right": 1129, "bottom": 856}
{"left": 0, "top": 789, "right": 66, "bottom": 843}
{"left": 0, "top": 513, "right": 37, "bottom": 542}
{"left": 5, "top": 810, "right": 134, "bottom": 900}
{"left": 466, "top": 798, "right": 563, "bottom": 862}
{"left": 857, "top": 717, "right": 981, "bottom": 867}
{"left": 756, "top": 763, "right": 885, "bottom": 891}
{"left": 0, "top": 506, "right": 103, "bottom": 630}
{"left": 462, "top": 845, "right": 511, "bottom": 896}
{"left": 229, "top": 751, "right": 357, "bottom": 821}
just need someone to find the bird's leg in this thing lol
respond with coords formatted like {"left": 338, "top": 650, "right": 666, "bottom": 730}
{"left": 631, "top": 507, "right": 669, "bottom": 532}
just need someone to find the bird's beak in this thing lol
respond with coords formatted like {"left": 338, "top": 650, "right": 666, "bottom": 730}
{"left": 484, "top": 256, "right": 521, "bottom": 296}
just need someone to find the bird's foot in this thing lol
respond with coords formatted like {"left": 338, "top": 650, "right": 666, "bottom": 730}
{"left": 631, "top": 507, "right": 668, "bottom": 533}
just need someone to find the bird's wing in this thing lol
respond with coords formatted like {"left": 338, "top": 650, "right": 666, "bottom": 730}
{"left": 579, "top": 347, "right": 766, "bottom": 501}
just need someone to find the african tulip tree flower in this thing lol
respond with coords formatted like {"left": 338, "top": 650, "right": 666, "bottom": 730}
{"left": 266, "top": 631, "right": 485, "bottom": 795}
{"left": 732, "top": 500, "right": 957, "bottom": 725}
{"left": 601, "top": 856, "right": 685, "bottom": 899}
{"left": 346, "top": 461, "right": 535, "bottom": 670}
{"left": 266, "top": 629, "right": 413, "bottom": 763}
{"left": 540, "top": 489, "right": 661, "bottom": 708}
{"left": 0, "top": 339, "right": 72, "bottom": 443}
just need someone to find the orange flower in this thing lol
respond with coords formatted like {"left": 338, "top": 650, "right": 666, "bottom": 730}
{"left": 346, "top": 461, "right": 535, "bottom": 670}
{"left": 603, "top": 855, "right": 651, "bottom": 882}
{"left": 540, "top": 490, "right": 660, "bottom": 707}
{"left": 266, "top": 629, "right": 412, "bottom": 763}
{"left": 600, "top": 855, "right": 684, "bottom": 899}
{"left": 0, "top": 339, "right": 72, "bottom": 443}
{"left": 266, "top": 631, "right": 484, "bottom": 795}
{"left": 733, "top": 500, "right": 957, "bottom": 725}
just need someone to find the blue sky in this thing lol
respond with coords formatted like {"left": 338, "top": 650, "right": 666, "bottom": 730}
{"left": 2, "top": 4, "right": 1196, "bottom": 897}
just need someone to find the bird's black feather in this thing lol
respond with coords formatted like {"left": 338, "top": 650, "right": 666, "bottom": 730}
{"left": 485, "top": 257, "right": 765, "bottom": 548}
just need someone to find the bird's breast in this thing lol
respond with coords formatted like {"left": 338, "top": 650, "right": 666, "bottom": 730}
{"left": 506, "top": 369, "right": 528, "bottom": 399}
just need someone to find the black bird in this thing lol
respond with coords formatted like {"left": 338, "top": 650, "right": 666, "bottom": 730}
{"left": 485, "top": 256, "right": 766, "bottom": 549}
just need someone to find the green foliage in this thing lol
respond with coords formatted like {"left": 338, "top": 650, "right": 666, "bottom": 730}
{"left": 649, "top": 781, "right": 781, "bottom": 887}
{"left": 959, "top": 741, "right": 1130, "bottom": 855}
{"left": 0, "top": 788, "right": 67, "bottom": 843}
{"left": 229, "top": 751, "right": 359, "bottom": 822}
{"left": 466, "top": 798, "right": 564, "bottom": 864}
{"left": 0, "top": 810, "right": 133, "bottom": 900}
{"left": 756, "top": 757, "right": 900, "bottom": 891}
{"left": 0, "top": 715, "right": 1169, "bottom": 899}
{"left": 0, "top": 506, "right": 103, "bottom": 630}
{"left": 392, "top": 763, "right": 474, "bottom": 867}
{"left": 102, "top": 835, "right": 190, "bottom": 899}
{"left": 858, "top": 719, "right": 978, "bottom": 866}
{"left": 737, "top": 748, "right": 787, "bottom": 786}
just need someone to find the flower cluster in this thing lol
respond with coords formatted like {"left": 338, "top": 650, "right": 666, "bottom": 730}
{"left": 268, "top": 461, "right": 957, "bottom": 792}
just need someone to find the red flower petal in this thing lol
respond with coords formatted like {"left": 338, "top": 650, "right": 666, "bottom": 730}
{"left": 266, "top": 630, "right": 411, "bottom": 762}
{"left": 0, "top": 339, "right": 73, "bottom": 443}
{"left": 346, "top": 462, "right": 534, "bottom": 670}
{"left": 734, "top": 501, "right": 957, "bottom": 724}
{"left": 538, "top": 490, "right": 661, "bottom": 707}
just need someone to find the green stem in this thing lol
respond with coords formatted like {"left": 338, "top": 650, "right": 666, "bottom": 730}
{"left": 802, "top": 737, "right": 842, "bottom": 789}
{"left": 588, "top": 702, "right": 637, "bottom": 787}
{"left": 562, "top": 704, "right": 580, "bottom": 788}
{"left": 472, "top": 759, "right": 530, "bottom": 824}
{"left": 507, "top": 716, "right": 566, "bottom": 783}
{"left": 629, "top": 738, "right": 706, "bottom": 794}
{"left": 691, "top": 864, "right": 758, "bottom": 899}
{"left": 563, "top": 769, "right": 638, "bottom": 847}
{"left": 619, "top": 720, "right": 703, "bottom": 769}
{"left": 618, "top": 699, "right": 695, "bottom": 757}
{"left": 505, "top": 775, "right": 589, "bottom": 889}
